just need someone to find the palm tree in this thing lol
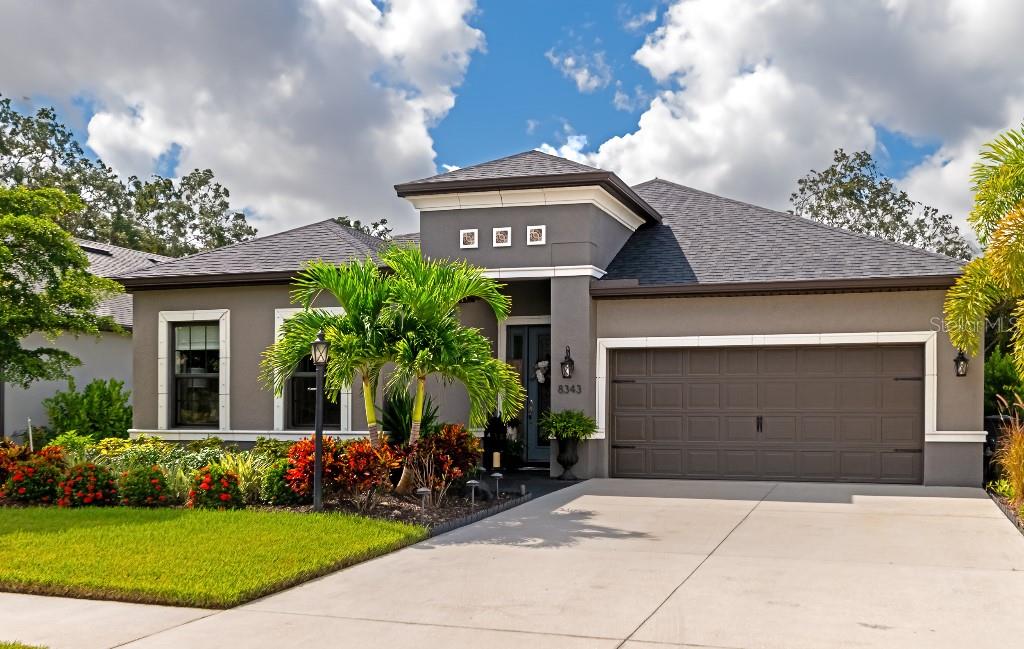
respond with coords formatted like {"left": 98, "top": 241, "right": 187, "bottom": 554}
{"left": 382, "top": 245, "right": 525, "bottom": 494}
{"left": 945, "top": 125, "right": 1024, "bottom": 370}
{"left": 261, "top": 258, "right": 392, "bottom": 447}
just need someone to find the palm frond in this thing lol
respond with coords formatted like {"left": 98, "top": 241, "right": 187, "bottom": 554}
{"left": 985, "top": 205, "right": 1024, "bottom": 295}
{"left": 944, "top": 257, "right": 1004, "bottom": 356}
{"left": 970, "top": 124, "right": 1024, "bottom": 244}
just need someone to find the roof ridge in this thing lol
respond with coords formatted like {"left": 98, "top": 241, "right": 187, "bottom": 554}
{"left": 405, "top": 149, "right": 603, "bottom": 185}
{"left": 635, "top": 177, "right": 966, "bottom": 265}
{"left": 74, "top": 237, "right": 174, "bottom": 261}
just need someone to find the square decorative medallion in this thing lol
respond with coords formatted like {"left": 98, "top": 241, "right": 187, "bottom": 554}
{"left": 460, "top": 228, "right": 478, "bottom": 249}
{"left": 492, "top": 226, "right": 511, "bottom": 247}
{"left": 526, "top": 224, "right": 546, "bottom": 246}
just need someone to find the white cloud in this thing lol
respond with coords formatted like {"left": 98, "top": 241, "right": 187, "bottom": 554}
{"left": 612, "top": 82, "right": 650, "bottom": 112}
{"left": 545, "top": 49, "right": 612, "bottom": 93}
{"left": 538, "top": 133, "right": 591, "bottom": 164}
{"left": 0, "top": 0, "right": 484, "bottom": 235}
{"left": 621, "top": 6, "right": 658, "bottom": 32}
{"left": 544, "top": 0, "right": 1024, "bottom": 237}
{"left": 525, "top": 118, "right": 540, "bottom": 135}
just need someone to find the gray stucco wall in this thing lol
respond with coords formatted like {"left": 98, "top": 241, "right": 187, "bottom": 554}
{"left": 419, "top": 203, "right": 633, "bottom": 271}
{"left": 3, "top": 331, "right": 133, "bottom": 439}
{"left": 593, "top": 289, "right": 984, "bottom": 485}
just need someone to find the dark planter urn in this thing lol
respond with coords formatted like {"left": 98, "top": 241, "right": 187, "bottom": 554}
{"left": 556, "top": 438, "right": 580, "bottom": 481}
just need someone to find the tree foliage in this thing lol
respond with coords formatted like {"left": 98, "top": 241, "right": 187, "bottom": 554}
{"left": 334, "top": 216, "right": 392, "bottom": 240}
{"left": 0, "top": 186, "right": 122, "bottom": 387}
{"left": 0, "top": 94, "right": 255, "bottom": 256}
{"left": 945, "top": 125, "right": 1024, "bottom": 373}
{"left": 791, "top": 149, "right": 972, "bottom": 260}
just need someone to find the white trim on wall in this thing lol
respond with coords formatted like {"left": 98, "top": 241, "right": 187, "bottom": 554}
{"left": 483, "top": 265, "right": 606, "bottom": 279}
{"left": 273, "top": 308, "right": 350, "bottom": 433}
{"left": 594, "top": 331, "right": 984, "bottom": 443}
{"left": 407, "top": 186, "right": 647, "bottom": 232}
{"left": 157, "top": 309, "right": 230, "bottom": 432}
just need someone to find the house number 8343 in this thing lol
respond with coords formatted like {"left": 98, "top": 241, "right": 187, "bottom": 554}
{"left": 558, "top": 383, "right": 582, "bottom": 394}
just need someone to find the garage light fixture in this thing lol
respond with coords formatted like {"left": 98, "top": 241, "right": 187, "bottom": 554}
{"left": 954, "top": 349, "right": 969, "bottom": 377}
{"left": 560, "top": 346, "right": 575, "bottom": 379}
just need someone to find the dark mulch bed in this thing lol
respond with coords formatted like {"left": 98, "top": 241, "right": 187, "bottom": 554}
{"left": 988, "top": 492, "right": 1024, "bottom": 535}
{"left": 253, "top": 491, "right": 530, "bottom": 531}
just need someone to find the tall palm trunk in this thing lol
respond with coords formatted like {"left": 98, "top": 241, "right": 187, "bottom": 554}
{"left": 395, "top": 375, "right": 427, "bottom": 495}
{"left": 362, "top": 375, "right": 381, "bottom": 448}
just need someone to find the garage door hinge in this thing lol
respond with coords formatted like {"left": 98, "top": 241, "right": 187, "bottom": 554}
{"left": 612, "top": 444, "right": 637, "bottom": 449}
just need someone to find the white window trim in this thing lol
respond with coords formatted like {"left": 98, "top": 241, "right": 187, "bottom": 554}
{"left": 459, "top": 228, "right": 478, "bottom": 249}
{"left": 526, "top": 224, "right": 546, "bottom": 246}
{"left": 158, "top": 309, "right": 230, "bottom": 432}
{"left": 492, "top": 226, "right": 512, "bottom": 247}
{"left": 482, "top": 265, "right": 606, "bottom": 279}
{"left": 406, "top": 186, "right": 647, "bottom": 232}
{"left": 273, "top": 308, "right": 351, "bottom": 433}
{"left": 594, "top": 331, "right": 984, "bottom": 443}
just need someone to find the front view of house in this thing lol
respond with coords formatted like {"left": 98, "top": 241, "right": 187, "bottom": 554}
{"left": 117, "top": 150, "right": 984, "bottom": 486}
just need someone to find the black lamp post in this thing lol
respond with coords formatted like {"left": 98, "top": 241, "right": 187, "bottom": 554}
{"left": 311, "top": 329, "right": 330, "bottom": 512}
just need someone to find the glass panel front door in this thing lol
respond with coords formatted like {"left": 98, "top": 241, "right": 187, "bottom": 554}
{"left": 506, "top": 325, "right": 552, "bottom": 462}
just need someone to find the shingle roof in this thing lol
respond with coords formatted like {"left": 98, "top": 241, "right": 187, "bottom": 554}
{"left": 116, "top": 219, "right": 385, "bottom": 287}
{"left": 597, "top": 178, "right": 963, "bottom": 292}
{"left": 75, "top": 239, "right": 172, "bottom": 327}
{"left": 392, "top": 232, "right": 420, "bottom": 245}
{"left": 401, "top": 150, "right": 602, "bottom": 185}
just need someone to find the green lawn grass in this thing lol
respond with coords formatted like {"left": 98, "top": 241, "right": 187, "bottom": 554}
{"left": 0, "top": 507, "right": 425, "bottom": 608}
{"left": 0, "top": 643, "right": 47, "bottom": 649}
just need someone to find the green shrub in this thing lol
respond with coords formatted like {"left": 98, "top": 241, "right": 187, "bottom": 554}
{"left": 252, "top": 437, "right": 292, "bottom": 460}
{"left": 260, "top": 459, "right": 305, "bottom": 505}
{"left": 120, "top": 464, "right": 173, "bottom": 507}
{"left": 187, "top": 465, "right": 243, "bottom": 509}
{"left": 216, "top": 452, "right": 272, "bottom": 505}
{"left": 42, "top": 377, "right": 132, "bottom": 440}
{"left": 186, "top": 436, "right": 232, "bottom": 453}
{"left": 993, "top": 397, "right": 1024, "bottom": 508}
{"left": 986, "top": 348, "right": 1024, "bottom": 415}
{"left": 45, "top": 430, "right": 95, "bottom": 459}
{"left": 407, "top": 424, "right": 479, "bottom": 507}
{"left": 381, "top": 389, "right": 439, "bottom": 445}
{"left": 1, "top": 457, "right": 62, "bottom": 505}
{"left": 538, "top": 409, "right": 598, "bottom": 441}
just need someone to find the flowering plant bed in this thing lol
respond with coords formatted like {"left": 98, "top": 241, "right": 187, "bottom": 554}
{"left": 0, "top": 507, "right": 424, "bottom": 608}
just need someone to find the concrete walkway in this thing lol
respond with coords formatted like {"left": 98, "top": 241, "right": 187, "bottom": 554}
{"left": 5, "top": 479, "right": 1024, "bottom": 648}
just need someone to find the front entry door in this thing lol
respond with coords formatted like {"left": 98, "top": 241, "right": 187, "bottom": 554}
{"left": 506, "top": 325, "right": 552, "bottom": 462}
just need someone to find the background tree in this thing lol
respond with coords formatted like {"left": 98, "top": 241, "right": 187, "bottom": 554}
{"left": 0, "top": 186, "right": 122, "bottom": 388}
{"left": 791, "top": 149, "right": 972, "bottom": 260}
{"left": 334, "top": 216, "right": 392, "bottom": 240}
{"left": 0, "top": 94, "right": 255, "bottom": 256}
{"left": 946, "top": 125, "right": 1024, "bottom": 372}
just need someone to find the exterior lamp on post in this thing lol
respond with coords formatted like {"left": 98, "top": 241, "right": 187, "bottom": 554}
{"left": 953, "top": 349, "right": 969, "bottom": 377}
{"left": 560, "top": 346, "right": 575, "bottom": 379}
{"left": 311, "top": 329, "right": 330, "bottom": 512}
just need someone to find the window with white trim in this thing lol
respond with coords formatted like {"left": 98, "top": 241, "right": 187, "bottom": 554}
{"left": 288, "top": 356, "right": 341, "bottom": 430}
{"left": 173, "top": 322, "right": 220, "bottom": 427}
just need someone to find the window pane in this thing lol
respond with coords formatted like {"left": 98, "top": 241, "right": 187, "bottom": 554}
{"left": 174, "top": 323, "right": 220, "bottom": 375}
{"left": 289, "top": 375, "right": 341, "bottom": 429}
{"left": 175, "top": 377, "right": 219, "bottom": 426}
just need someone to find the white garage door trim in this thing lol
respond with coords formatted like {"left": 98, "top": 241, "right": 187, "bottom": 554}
{"left": 595, "top": 331, "right": 983, "bottom": 443}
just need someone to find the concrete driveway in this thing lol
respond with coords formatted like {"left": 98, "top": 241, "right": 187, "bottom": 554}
{"left": 12, "top": 479, "right": 1024, "bottom": 649}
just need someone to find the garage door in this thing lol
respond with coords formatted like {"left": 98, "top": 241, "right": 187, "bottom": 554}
{"left": 608, "top": 345, "right": 924, "bottom": 483}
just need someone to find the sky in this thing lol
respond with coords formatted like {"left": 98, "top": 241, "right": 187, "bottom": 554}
{"left": 1, "top": 0, "right": 1022, "bottom": 238}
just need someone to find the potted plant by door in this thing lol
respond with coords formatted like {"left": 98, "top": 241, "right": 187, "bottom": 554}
{"left": 538, "top": 409, "right": 598, "bottom": 480}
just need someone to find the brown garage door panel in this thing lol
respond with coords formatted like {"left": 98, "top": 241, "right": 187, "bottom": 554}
{"left": 608, "top": 345, "right": 924, "bottom": 484}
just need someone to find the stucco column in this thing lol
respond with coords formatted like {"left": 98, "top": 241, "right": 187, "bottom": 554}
{"left": 549, "top": 275, "right": 607, "bottom": 478}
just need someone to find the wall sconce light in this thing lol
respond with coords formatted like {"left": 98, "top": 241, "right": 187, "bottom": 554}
{"left": 560, "top": 346, "right": 575, "bottom": 379}
{"left": 954, "top": 349, "right": 969, "bottom": 377}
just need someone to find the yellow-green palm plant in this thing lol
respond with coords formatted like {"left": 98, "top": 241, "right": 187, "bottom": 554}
{"left": 945, "top": 125, "right": 1024, "bottom": 372}
{"left": 260, "top": 258, "right": 394, "bottom": 447}
{"left": 381, "top": 245, "right": 525, "bottom": 494}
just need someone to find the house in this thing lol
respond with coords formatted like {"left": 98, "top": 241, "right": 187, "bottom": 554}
{"left": 116, "top": 150, "right": 984, "bottom": 486}
{"left": 1, "top": 239, "right": 170, "bottom": 440}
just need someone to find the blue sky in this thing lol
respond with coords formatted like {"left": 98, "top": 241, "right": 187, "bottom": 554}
{"left": 2, "top": 0, "right": 1019, "bottom": 235}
